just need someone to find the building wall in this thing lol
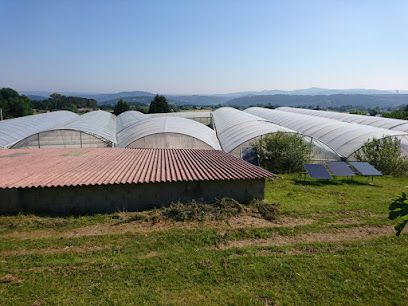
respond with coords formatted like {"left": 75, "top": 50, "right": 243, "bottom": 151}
{"left": 0, "top": 179, "right": 265, "bottom": 215}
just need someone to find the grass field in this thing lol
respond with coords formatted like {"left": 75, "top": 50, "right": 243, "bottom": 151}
{"left": 1, "top": 175, "right": 408, "bottom": 305}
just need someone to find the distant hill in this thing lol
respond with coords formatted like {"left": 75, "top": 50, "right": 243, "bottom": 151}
{"left": 101, "top": 96, "right": 154, "bottom": 105}
{"left": 93, "top": 91, "right": 155, "bottom": 103}
{"left": 27, "top": 95, "right": 49, "bottom": 101}
{"left": 166, "top": 95, "right": 230, "bottom": 105}
{"left": 99, "top": 94, "right": 230, "bottom": 105}
{"left": 224, "top": 94, "right": 408, "bottom": 108}
{"left": 18, "top": 88, "right": 408, "bottom": 106}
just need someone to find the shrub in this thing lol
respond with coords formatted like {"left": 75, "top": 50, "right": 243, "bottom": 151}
{"left": 253, "top": 132, "right": 312, "bottom": 174}
{"left": 354, "top": 136, "right": 408, "bottom": 176}
{"left": 389, "top": 193, "right": 408, "bottom": 236}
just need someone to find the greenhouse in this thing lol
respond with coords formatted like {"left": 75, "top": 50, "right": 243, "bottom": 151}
{"left": 117, "top": 116, "right": 221, "bottom": 150}
{"left": 11, "top": 111, "right": 117, "bottom": 149}
{"left": 149, "top": 111, "right": 212, "bottom": 126}
{"left": 116, "top": 111, "right": 149, "bottom": 133}
{"left": 212, "top": 107, "right": 340, "bottom": 160}
{"left": 277, "top": 107, "right": 408, "bottom": 133}
{"left": 246, "top": 107, "right": 408, "bottom": 160}
{"left": 0, "top": 111, "right": 79, "bottom": 149}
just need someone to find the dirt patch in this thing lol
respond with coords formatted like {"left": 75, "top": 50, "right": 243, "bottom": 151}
{"left": 0, "top": 245, "right": 109, "bottom": 257}
{"left": 144, "top": 251, "right": 160, "bottom": 258}
{"left": 329, "top": 218, "right": 362, "bottom": 225}
{"left": 15, "top": 263, "right": 124, "bottom": 273}
{"left": 313, "top": 210, "right": 386, "bottom": 218}
{"left": 0, "top": 274, "right": 23, "bottom": 284}
{"left": 0, "top": 216, "right": 313, "bottom": 240}
{"left": 226, "top": 216, "right": 313, "bottom": 229}
{"left": 219, "top": 225, "right": 394, "bottom": 249}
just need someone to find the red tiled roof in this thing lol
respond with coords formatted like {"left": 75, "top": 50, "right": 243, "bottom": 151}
{"left": 0, "top": 148, "right": 275, "bottom": 189}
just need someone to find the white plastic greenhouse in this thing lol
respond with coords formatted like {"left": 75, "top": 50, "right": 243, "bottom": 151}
{"left": 117, "top": 116, "right": 221, "bottom": 150}
{"left": 116, "top": 111, "right": 150, "bottom": 133}
{"left": 0, "top": 111, "right": 79, "bottom": 149}
{"left": 246, "top": 107, "right": 408, "bottom": 160}
{"left": 212, "top": 107, "right": 340, "bottom": 160}
{"left": 11, "top": 111, "right": 117, "bottom": 149}
{"left": 277, "top": 107, "right": 408, "bottom": 133}
{"left": 149, "top": 111, "right": 212, "bottom": 126}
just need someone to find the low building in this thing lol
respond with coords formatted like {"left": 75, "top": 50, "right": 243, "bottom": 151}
{"left": 0, "top": 148, "right": 274, "bottom": 215}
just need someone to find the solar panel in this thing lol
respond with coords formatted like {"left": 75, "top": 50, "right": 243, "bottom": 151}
{"left": 304, "top": 164, "right": 333, "bottom": 179}
{"left": 241, "top": 146, "right": 260, "bottom": 166}
{"left": 349, "top": 162, "right": 382, "bottom": 176}
{"left": 326, "top": 161, "right": 356, "bottom": 176}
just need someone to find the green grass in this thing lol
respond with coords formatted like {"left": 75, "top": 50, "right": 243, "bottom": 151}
{"left": 1, "top": 175, "right": 408, "bottom": 305}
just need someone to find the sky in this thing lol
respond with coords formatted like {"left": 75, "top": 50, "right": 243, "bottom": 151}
{"left": 0, "top": 0, "right": 407, "bottom": 94}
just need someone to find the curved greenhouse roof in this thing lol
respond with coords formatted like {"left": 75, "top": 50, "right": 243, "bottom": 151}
{"left": 116, "top": 111, "right": 150, "bottom": 133}
{"left": 11, "top": 111, "right": 117, "bottom": 149}
{"left": 246, "top": 107, "right": 408, "bottom": 159}
{"left": 149, "top": 111, "right": 212, "bottom": 125}
{"left": 212, "top": 107, "right": 295, "bottom": 153}
{"left": 0, "top": 111, "right": 79, "bottom": 148}
{"left": 278, "top": 107, "right": 408, "bottom": 133}
{"left": 117, "top": 116, "right": 221, "bottom": 150}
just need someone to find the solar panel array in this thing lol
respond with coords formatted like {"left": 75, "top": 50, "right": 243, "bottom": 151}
{"left": 304, "top": 164, "right": 333, "bottom": 179}
{"left": 349, "top": 162, "right": 383, "bottom": 176}
{"left": 326, "top": 161, "right": 355, "bottom": 177}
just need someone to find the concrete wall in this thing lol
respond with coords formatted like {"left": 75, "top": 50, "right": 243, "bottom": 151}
{"left": 0, "top": 179, "right": 265, "bottom": 215}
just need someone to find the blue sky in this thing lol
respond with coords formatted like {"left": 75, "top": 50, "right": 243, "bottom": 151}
{"left": 0, "top": 0, "right": 407, "bottom": 94}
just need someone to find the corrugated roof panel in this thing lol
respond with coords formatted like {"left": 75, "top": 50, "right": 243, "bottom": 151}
{"left": 0, "top": 111, "right": 79, "bottom": 148}
{"left": 0, "top": 148, "right": 275, "bottom": 189}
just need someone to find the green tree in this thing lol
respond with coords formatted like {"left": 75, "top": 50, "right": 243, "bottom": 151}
{"left": 113, "top": 99, "right": 130, "bottom": 116}
{"left": 383, "top": 108, "right": 408, "bottom": 120}
{"left": 349, "top": 110, "right": 367, "bottom": 115}
{"left": 148, "top": 94, "right": 171, "bottom": 114}
{"left": 253, "top": 132, "right": 312, "bottom": 174}
{"left": 0, "top": 88, "right": 33, "bottom": 118}
{"left": 354, "top": 136, "right": 408, "bottom": 176}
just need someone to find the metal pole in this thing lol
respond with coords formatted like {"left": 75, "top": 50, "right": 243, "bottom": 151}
{"left": 0, "top": 108, "right": 3, "bottom": 121}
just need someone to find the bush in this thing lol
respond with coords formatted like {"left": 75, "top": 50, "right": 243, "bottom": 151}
{"left": 253, "top": 132, "right": 312, "bottom": 174}
{"left": 389, "top": 193, "right": 408, "bottom": 236}
{"left": 354, "top": 136, "right": 408, "bottom": 176}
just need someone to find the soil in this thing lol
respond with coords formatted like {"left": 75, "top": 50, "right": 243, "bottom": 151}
{"left": 219, "top": 225, "right": 394, "bottom": 249}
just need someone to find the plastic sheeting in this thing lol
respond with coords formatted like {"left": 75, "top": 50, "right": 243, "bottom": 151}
{"left": 11, "top": 111, "right": 117, "bottom": 148}
{"left": 212, "top": 107, "right": 340, "bottom": 160}
{"left": 277, "top": 107, "right": 408, "bottom": 133}
{"left": 116, "top": 111, "right": 149, "bottom": 133}
{"left": 246, "top": 107, "right": 408, "bottom": 159}
{"left": 0, "top": 111, "right": 79, "bottom": 148}
{"left": 149, "top": 111, "right": 212, "bottom": 125}
{"left": 211, "top": 107, "right": 294, "bottom": 153}
{"left": 117, "top": 116, "right": 221, "bottom": 149}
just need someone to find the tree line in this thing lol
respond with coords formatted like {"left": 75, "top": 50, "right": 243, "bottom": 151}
{"left": 32, "top": 93, "right": 98, "bottom": 112}
{"left": 112, "top": 94, "right": 172, "bottom": 115}
{"left": 0, "top": 88, "right": 33, "bottom": 119}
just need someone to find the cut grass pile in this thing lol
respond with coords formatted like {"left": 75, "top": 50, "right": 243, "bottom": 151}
{"left": 1, "top": 175, "right": 408, "bottom": 305}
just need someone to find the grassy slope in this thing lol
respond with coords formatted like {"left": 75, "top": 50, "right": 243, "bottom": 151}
{"left": 1, "top": 175, "right": 408, "bottom": 305}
